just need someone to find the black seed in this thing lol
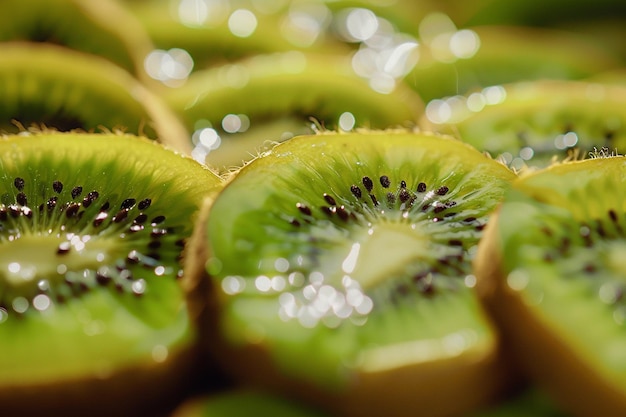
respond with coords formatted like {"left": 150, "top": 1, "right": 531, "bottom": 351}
{"left": 71, "top": 186, "right": 83, "bottom": 199}
{"left": 380, "top": 176, "right": 391, "bottom": 188}
{"left": 369, "top": 194, "right": 379, "bottom": 206}
{"left": 297, "top": 203, "right": 312, "bottom": 216}
{"left": 16, "top": 192, "right": 27, "bottom": 206}
{"left": 475, "top": 224, "right": 486, "bottom": 231}
{"left": 0, "top": 206, "right": 7, "bottom": 220}
{"left": 148, "top": 241, "right": 162, "bottom": 250}
{"left": 417, "top": 182, "right": 427, "bottom": 192}
{"left": 433, "top": 204, "right": 446, "bottom": 214}
{"left": 449, "top": 239, "right": 463, "bottom": 246}
{"left": 151, "top": 215, "right": 166, "bottom": 225}
{"left": 8, "top": 204, "right": 20, "bottom": 218}
{"left": 436, "top": 186, "right": 449, "bottom": 196}
{"left": 134, "top": 213, "right": 148, "bottom": 224}
{"left": 93, "top": 211, "right": 108, "bottom": 227}
{"left": 444, "top": 212, "right": 456, "bottom": 217}
{"left": 151, "top": 228, "right": 168, "bottom": 238}
{"left": 609, "top": 209, "right": 619, "bottom": 223}
{"left": 43, "top": 197, "right": 56, "bottom": 210}
{"left": 52, "top": 180, "right": 63, "bottom": 194}
{"left": 399, "top": 189, "right": 410, "bottom": 203}
{"left": 337, "top": 206, "right": 349, "bottom": 221}
{"left": 445, "top": 201, "right": 457, "bottom": 208}
{"left": 362, "top": 176, "right": 373, "bottom": 192}
{"left": 175, "top": 239, "right": 185, "bottom": 248}
{"left": 96, "top": 272, "right": 111, "bottom": 286}
{"left": 57, "top": 241, "right": 71, "bottom": 254}
{"left": 14, "top": 177, "right": 25, "bottom": 191}
{"left": 421, "top": 204, "right": 429, "bottom": 212}
{"left": 82, "top": 191, "right": 99, "bottom": 208}
{"left": 129, "top": 224, "right": 144, "bottom": 232}
{"left": 100, "top": 201, "right": 110, "bottom": 212}
{"left": 387, "top": 192, "right": 396, "bottom": 206}
{"left": 66, "top": 203, "right": 80, "bottom": 218}
{"left": 21, "top": 206, "right": 32, "bottom": 219}
{"left": 400, "top": 180, "right": 407, "bottom": 189}
{"left": 464, "top": 217, "right": 477, "bottom": 223}
{"left": 138, "top": 199, "right": 152, "bottom": 210}
{"left": 323, "top": 194, "right": 336, "bottom": 206}
{"left": 121, "top": 198, "right": 136, "bottom": 210}
{"left": 350, "top": 185, "right": 362, "bottom": 199}
{"left": 597, "top": 220, "right": 607, "bottom": 238}
{"left": 127, "top": 250, "right": 141, "bottom": 264}
{"left": 147, "top": 252, "right": 161, "bottom": 261}
{"left": 113, "top": 209, "right": 129, "bottom": 223}
{"left": 321, "top": 206, "right": 333, "bottom": 216}
{"left": 290, "top": 219, "right": 301, "bottom": 227}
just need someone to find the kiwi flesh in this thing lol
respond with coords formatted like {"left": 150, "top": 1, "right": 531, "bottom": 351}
{"left": 0, "top": 0, "right": 154, "bottom": 78}
{"left": 164, "top": 51, "right": 424, "bottom": 172}
{"left": 406, "top": 25, "right": 620, "bottom": 103}
{"left": 419, "top": 79, "right": 626, "bottom": 170}
{"left": 0, "top": 131, "right": 222, "bottom": 416}
{"left": 186, "top": 130, "right": 518, "bottom": 416}
{"left": 475, "top": 156, "right": 626, "bottom": 416}
{"left": 0, "top": 41, "right": 191, "bottom": 154}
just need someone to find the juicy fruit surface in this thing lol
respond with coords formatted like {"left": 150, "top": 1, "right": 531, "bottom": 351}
{"left": 205, "top": 131, "right": 515, "bottom": 387}
{"left": 421, "top": 80, "right": 626, "bottom": 170}
{"left": 485, "top": 157, "right": 626, "bottom": 404}
{"left": 0, "top": 132, "right": 221, "bottom": 383}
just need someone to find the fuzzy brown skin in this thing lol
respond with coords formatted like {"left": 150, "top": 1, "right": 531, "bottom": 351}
{"left": 474, "top": 208, "right": 626, "bottom": 417}
{"left": 184, "top": 199, "right": 519, "bottom": 417}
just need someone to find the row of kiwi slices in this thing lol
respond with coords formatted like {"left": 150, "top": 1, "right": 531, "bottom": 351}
{"left": 3, "top": 0, "right": 626, "bottom": 416}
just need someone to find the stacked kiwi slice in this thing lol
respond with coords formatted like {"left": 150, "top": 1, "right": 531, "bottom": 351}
{"left": 5, "top": 0, "right": 626, "bottom": 416}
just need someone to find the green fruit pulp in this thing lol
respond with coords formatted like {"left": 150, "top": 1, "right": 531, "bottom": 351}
{"left": 205, "top": 131, "right": 515, "bottom": 388}
{"left": 0, "top": 132, "right": 221, "bottom": 384}
{"left": 421, "top": 80, "right": 626, "bottom": 170}
{"left": 495, "top": 157, "right": 626, "bottom": 395}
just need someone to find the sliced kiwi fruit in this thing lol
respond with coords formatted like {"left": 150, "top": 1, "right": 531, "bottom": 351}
{"left": 475, "top": 156, "right": 626, "bottom": 416}
{"left": 419, "top": 79, "right": 626, "bottom": 170}
{"left": 0, "top": 0, "right": 153, "bottom": 77}
{"left": 185, "top": 130, "right": 518, "bottom": 416}
{"left": 406, "top": 24, "right": 620, "bottom": 102}
{"left": 469, "top": 386, "right": 570, "bottom": 417}
{"left": 0, "top": 41, "right": 191, "bottom": 154}
{"left": 171, "top": 390, "right": 329, "bottom": 417}
{"left": 0, "top": 131, "right": 222, "bottom": 416}
{"left": 163, "top": 51, "right": 424, "bottom": 173}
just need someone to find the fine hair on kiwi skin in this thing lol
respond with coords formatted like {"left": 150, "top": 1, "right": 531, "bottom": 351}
{"left": 0, "top": 130, "right": 223, "bottom": 417}
{"left": 184, "top": 129, "right": 520, "bottom": 417}
{"left": 474, "top": 156, "right": 626, "bottom": 416}
{"left": 0, "top": 41, "right": 192, "bottom": 154}
{"left": 419, "top": 79, "right": 626, "bottom": 171}
{"left": 0, "top": 0, "right": 154, "bottom": 80}
{"left": 163, "top": 51, "right": 424, "bottom": 173}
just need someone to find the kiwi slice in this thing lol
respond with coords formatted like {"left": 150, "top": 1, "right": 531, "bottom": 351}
{"left": 469, "top": 386, "right": 570, "bottom": 417}
{"left": 171, "top": 390, "right": 328, "bottom": 417}
{"left": 186, "top": 130, "right": 517, "bottom": 416}
{"left": 164, "top": 51, "right": 424, "bottom": 172}
{"left": 475, "top": 156, "right": 626, "bottom": 416}
{"left": 0, "top": 0, "right": 153, "bottom": 77}
{"left": 406, "top": 25, "right": 620, "bottom": 102}
{"left": 0, "top": 41, "right": 191, "bottom": 154}
{"left": 0, "top": 131, "right": 222, "bottom": 416}
{"left": 419, "top": 79, "right": 626, "bottom": 170}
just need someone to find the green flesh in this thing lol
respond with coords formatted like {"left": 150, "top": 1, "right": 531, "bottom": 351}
{"left": 205, "top": 131, "right": 515, "bottom": 387}
{"left": 407, "top": 25, "right": 620, "bottom": 103}
{"left": 422, "top": 80, "right": 626, "bottom": 170}
{"left": 0, "top": 0, "right": 152, "bottom": 76}
{"left": 165, "top": 51, "right": 423, "bottom": 171}
{"left": 0, "top": 42, "right": 190, "bottom": 152}
{"left": 0, "top": 132, "right": 221, "bottom": 384}
{"left": 495, "top": 157, "right": 626, "bottom": 395}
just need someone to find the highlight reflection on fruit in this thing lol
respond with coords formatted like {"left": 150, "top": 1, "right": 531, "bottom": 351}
{"left": 0, "top": 1, "right": 625, "bottom": 416}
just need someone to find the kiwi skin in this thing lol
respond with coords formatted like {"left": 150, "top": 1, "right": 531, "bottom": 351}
{"left": 474, "top": 169, "right": 626, "bottom": 417}
{"left": 184, "top": 130, "right": 521, "bottom": 417}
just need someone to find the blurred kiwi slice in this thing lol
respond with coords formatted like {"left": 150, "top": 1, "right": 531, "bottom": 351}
{"left": 420, "top": 79, "right": 626, "bottom": 170}
{"left": 164, "top": 51, "right": 424, "bottom": 173}
{"left": 0, "top": 42, "right": 191, "bottom": 154}
{"left": 406, "top": 24, "right": 620, "bottom": 102}
{"left": 171, "top": 390, "right": 328, "bottom": 417}
{"left": 475, "top": 156, "right": 626, "bottom": 416}
{"left": 187, "top": 130, "right": 518, "bottom": 416}
{"left": 0, "top": 131, "right": 222, "bottom": 416}
{"left": 0, "top": 0, "right": 153, "bottom": 77}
